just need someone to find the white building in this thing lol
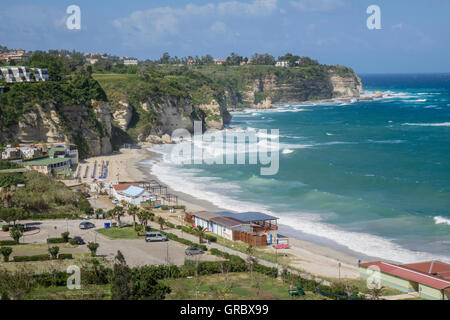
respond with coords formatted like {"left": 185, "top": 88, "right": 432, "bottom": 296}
{"left": 124, "top": 59, "right": 138, "bottom": 66}
{"left": 112, "top": 184, "right": 155, "bottom": 206}
{"left": 275, "top": 61, "right": 289, "bottom": 67}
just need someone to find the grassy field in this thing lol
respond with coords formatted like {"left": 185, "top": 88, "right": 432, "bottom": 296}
{"left": 216, "top": 236, "right": 292, "bottom": 266}
{"left": 25, "top": 284, "right": 112, "bottom": 300}
{"left": 95, "top": 226, "right": 143, "bottom": 239}
{"left": 164, "top": 272, "right": 327, "bottom": 300}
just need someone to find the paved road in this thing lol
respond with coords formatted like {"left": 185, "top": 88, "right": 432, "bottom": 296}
{"left": 4, "top": 219, "right": 219, "bottom": 267}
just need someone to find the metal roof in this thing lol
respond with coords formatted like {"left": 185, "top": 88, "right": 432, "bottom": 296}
{"left": 360, "top": 261, "right": 450, "bottom": 291}
{"left": 217, "top": 211, "right": 278, "bottom": 223}
{"left": 192, "top": 211, "right": 221, "bottom": 221}
{"left": 121, "top": 185, "right": 145, "bottom": 197}
{"left": 24, "top": 157, "right": 70, "bottom": 166}
{"left": 210, "top": 216, "right": 244, "bottom": 228}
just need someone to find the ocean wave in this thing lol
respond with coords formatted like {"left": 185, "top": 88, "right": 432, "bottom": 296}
{"left": 279, "top": 213, "right": 450, "bottom": 264}
{"left": 402, "top": 122, "right": 450, "bottom": 127}
{"left": 146, "top": 146, "right": 450, "bottom": 264}
{"left": 434, "top": 216, "right": 450, "bottom": 226}
{"left": 282, "top": 148, "right": 294, "bottom": 154}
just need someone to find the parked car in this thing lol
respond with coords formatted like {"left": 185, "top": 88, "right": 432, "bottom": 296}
{"left": 145, "top": 231, "right": 168, "bottom": 242}
{"left": 73, "top": 236, "right": 85, "bottom": 245}
{"left": 79, "top": 221, "right": 96, "bottom": 230}
{"left": 185, "top": 247, "right": 204, "bottom": 256}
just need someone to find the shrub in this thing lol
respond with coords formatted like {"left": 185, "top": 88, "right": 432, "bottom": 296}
{"left": 166, "top": 222, "right": 175, "bottom": 229}
{"left": 33, "top": 271, "right": 69, "bottom": 287}
{"left": 58, "top": 253, "right": 73, "bottom": 260}
{"left": 61, "top": 232, "right": 70, "bottom": 242}
{"left": 0, "top": 240, "right": 18, "bottom": 246}
{"left": 254, "top": 264, "right": 278, "bottom": 278}
{"left": 47, "top": 238, "right": 66, "bottom": 244}
{"left": 176, "top": 225, "right": 182, "bottom": 230}
{"left": 13, "top": 254, "right": 50, "bottom": 262}
{"left": 0, "top": 247, "right": 13, "bottom": 262}
{"left": 135, "top": 224, "right": 143, "bottom": 233}
{"left": 204, "top": 234, "right": 217, "bottom": 243}
{"left": 1, "top": 225, "right": 9, "bottom": 232}
{"left": 87, "top": 242, "right": 99, "bottom": 256}
{"left": 68, "top": 238, "right": 78, "bottom": 246}
{"left": 48, "top": 246, "right": 60, "bottom": 259}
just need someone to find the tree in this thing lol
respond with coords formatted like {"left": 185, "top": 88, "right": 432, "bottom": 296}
{"left": 194, "top": 226, "right": 206, "bottom": 244}
{"left": 61, "top": 232, "right": 70, "bottom": 242}
{"left": 130, "top": 267, "right": 171, "bottom": 300}
{"left": 48, "top": 246, "right": 59, "bottom": 259}
{"left": 225, "top": 52, "right": 243, "bottom": 66}
{"left": 87, "top": 242, "right": 99, "bottom": 257}
{"left": 251, "top": 53, "right": 275, "bottom": 65}
{"left": 0, "top": 247, "right": 12, "bottom": 262}
{"left": 112, "top": 206, "right": 124, "bottom": 227}
{"left": 368, "top": 285, "right": 385, "bottom": 300}
{"left": 246, "top": 244, "right": 257, "bottom": 280}
{"left": 111, "top": 251, "right": 132, "bottom": 300}
{"left": 157, "top": 216, "right": 165, "bottom": 231}
{"left": 0, "top": 266, "right": 35, "bottom": 300}
{"left": 128, "top": 205, "right": 139, "bottom": 229}
{"left": 10, "top": 228, "right": 22, "bottom": 243}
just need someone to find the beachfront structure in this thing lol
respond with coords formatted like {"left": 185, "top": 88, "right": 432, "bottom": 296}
{"left": 113, "top": 184, "right": 155, "bottom": 206}
{"left": 359, "top": 260, "right": 450, "bottom": 300}
{"left": 48, "top": 144, "right": 79, "bottom": 165}
{"left": 0, "top": 66, "right": 49, "bottom": 83}
{"left": 1, "top": 145, "right": 43, "bottom": 160}
{"left": 186, "top": 211, "right": 280, "bottom": 246}
{"left": 23, "top": 157, "right": 71, "bottom": 175}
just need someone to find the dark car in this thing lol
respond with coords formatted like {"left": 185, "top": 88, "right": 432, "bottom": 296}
{"left": 73, "top": 236, "right": 85, "bottom": 245}
{"left": 185, "top": 247, "right": 204, "bottom": 256}
{"left": 79, "top": 221, "right": 95, "bottom": 230}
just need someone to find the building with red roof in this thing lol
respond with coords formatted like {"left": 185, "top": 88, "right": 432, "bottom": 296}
{"left": 359, "top": 260, "right": 450, "bottom": 300}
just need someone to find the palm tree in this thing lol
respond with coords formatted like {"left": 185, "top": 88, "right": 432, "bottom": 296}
{"left": 157, "top": 216, "right": 165, "bottom": 231}
{"left": 194, "top": 226, "right": 206, "bottom": 244}
{"left": 112, "top": 206, "right": 124, "bottom": 228}
{"left": 128, "top": 205, "right": 139, "bottom": 229}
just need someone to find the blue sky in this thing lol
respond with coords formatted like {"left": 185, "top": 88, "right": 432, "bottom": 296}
{"left": 1, "top": 0, "right": 449, "bottom": 73}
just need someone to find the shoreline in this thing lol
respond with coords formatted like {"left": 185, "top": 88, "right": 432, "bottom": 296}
{"left": 91, "top": 146, "right": 363, "bottom": 279}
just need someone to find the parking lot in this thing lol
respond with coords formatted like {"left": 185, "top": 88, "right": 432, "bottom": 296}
{"left": 0, "top": 219, "right": 220, "bottom": 267}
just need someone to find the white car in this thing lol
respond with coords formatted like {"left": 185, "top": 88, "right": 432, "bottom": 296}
{"left": 112, "top": 199, "right": 119, "bottom": 204}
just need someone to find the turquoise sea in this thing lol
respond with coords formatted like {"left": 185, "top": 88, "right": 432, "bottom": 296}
{"left": 148, "top": 74, "right": 450, "bottom": 263}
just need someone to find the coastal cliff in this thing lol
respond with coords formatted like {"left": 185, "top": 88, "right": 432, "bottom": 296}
{"left": 0, "top": 64, "right": 362, "bottom": 156}
{"left": 218, "top": 65, "right": 363, "bottom": 109}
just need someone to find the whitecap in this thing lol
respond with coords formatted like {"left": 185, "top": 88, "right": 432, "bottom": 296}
{"left": 282, "top": 149, "right": 294, "bottom": 154}
{"left": 434, "top": 216, "right": 450, "bottom": 226}
{"left": 402, "top": 122, "right": 450, "bottom": 127}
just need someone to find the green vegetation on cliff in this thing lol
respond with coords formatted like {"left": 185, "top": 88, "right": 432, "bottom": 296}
{"left": 0, "top": 169, "right": 92, "bottom": 219}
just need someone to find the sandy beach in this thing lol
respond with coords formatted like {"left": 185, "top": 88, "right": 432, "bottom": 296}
{"left": 83, "top": 145, "right": 361, "bottom": 279}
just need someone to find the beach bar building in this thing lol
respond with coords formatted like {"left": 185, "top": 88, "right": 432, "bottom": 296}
{"left": 186, "top": 211, "right": 280, "bottom": 246}
{"left": 113, "top": 184, "right": 155, "bottom": 206}
{"left": 359, "top": 260, "right": 450, "bottom": 300}
{"left": 23, "top": 157, "right": 71, "bottom": 175}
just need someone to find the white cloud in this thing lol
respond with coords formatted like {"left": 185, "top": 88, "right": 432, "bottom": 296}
{"left": 211, "top": 21, "right": 227, "bottom": 34}
{"left": 290, "top": 0, "right": 345, "bottom": 12}
{"left": 112, "top": 0, "right": 278, "bottom": 45}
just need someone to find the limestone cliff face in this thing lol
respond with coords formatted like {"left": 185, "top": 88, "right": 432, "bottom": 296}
{"left": 226, "top": 68, "right": 362, "bottom": 109}
{"left": 6, "top": 101, "right": 113, "bottom": 157}
{"left": 112, "top": 100, "right": 133, "bottom": 131}
{"left": 198, "top": 99, "right": 232, "bottom": 130}
{"left": 329, "top": 72, "right": 363, "bottom": 98}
